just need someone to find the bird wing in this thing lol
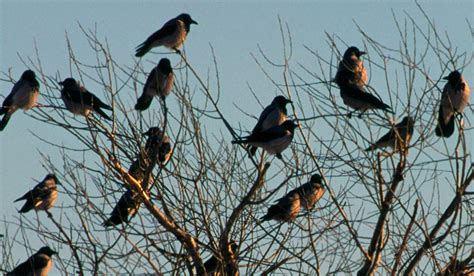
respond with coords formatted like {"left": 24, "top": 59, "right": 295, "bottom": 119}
{"left": 143, "top": 67, "right": 159, "bottom": 93}
{"left": 9, "top": 253, "right": 49, "bottom": 275}
{"left": 141, "top": 19, "right": 178, "bottom": 47}
{"left": 251, "top": 104, "right": 274, "bottom": 134}
{"left": 244, "top": 125, "right": 288, "bottom": 143}
{"left": 1, "top": 80, "right": 25, "bottom": 109}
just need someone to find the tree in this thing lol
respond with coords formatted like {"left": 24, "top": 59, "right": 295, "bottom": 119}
{"left": 1, "top": 4, "right": 472, "bottom": 275}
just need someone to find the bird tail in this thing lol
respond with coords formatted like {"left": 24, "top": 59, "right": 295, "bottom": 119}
{"left": 97, "top": 102, "right": 113, "bottom": 111}
{"left": 135, "top": 43, "right": 150, "bottom": 58}
{"left": 249, "top": 145, "right": 257, "bottom": 156}
{"left": 0, "top": 107, "right": 7, "bottom": 115}
{"left": 260, "top": 214, "right": 271, "bottom": 222}
{"left": 94, "top": 107, "right": 112, "bottom": 121}
{"left": 18, "top": 202, "right": 34, "bottom": 213}
{"left": 435, "top": 107, "right": 454, "bottom": 138}
{"left": 103, "top": 216, "right": 121, "bottom": 227}
{"left": 135, "top": 95, "right": 153, "bottom": 111}
{"left": 231, "top": 140, "right": 246, "bottom": 145}
{"left": 0, "top": 112, "right": 12, "bottom": 131}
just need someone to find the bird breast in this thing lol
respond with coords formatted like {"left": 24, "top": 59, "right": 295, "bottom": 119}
{"left": 35, "top": 190, "right": 58, "bottom": 211}
{"left": 442, "top": 81, "right": 470, "bottom": 114}
{"left": 259, "top": 131, "right": 293, "bottom": 155}
{"left": 13, "top": 84, "right": 39, "bottom": 110}
{"left": 62, "top": 97, "right": 92, "bottom": 116}
{"left": 160, "top": 20, "right": 187, "bottom": 49}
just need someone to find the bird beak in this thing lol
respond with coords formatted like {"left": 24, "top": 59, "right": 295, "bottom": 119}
{"left": 191, "top": 19, "right": 198, "bottom": 25}
{"left": 442, "top": 76, "right": 449, "bottom": 81}
{"left": 286, "top": 99, "right": 293, "bottom": 104}
{"left": 360, "top": 51, "right": 367, "bottom": 55}
{"left": 58, "top": 81, "right": 64, "bottom": 85}
{"left": 52, "top": 250, "right": 58, "bottom": 255}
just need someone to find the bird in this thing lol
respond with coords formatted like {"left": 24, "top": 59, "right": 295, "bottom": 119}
{"left": 334, "top": 46, "right": 368, "bottom": 88}
{"left": 287, "top": 174, "right": 325, "bottom": 211}
{"left": 103, "top": 190, "right": 141, "bottom": 227}
{"left": 261, "top": 191, "right": 301, "bottom": 222}
{"left": 14, "top": 174, "right": 59, "bottom": 214}
{"left": 58, "top": 78, "right": 113, "bottom": 120}
{"left": 7, "top": 246, "right": 57, "bottom": 276}
{"left": 135, "top": 58, "right": 174, "bottom": 111}
{"left": 135, "top": 13, "right": 198, "bottom": 57}
{"left": 366, "top": 116, "right": 414, "bottom": 152}
{"left": 232, "top": 120, "right": 298, "bottom": 159}
{"left": 338, "top": 81, "right": 393, "bottom": 118}
{"left": 248, "top": 96, "right": 292, "bottom": 156}
{"left": 0, "top": 70, "right": 40, "bottom": 131}
{"left": 204, "top": 241, "right": 238, "bottom": 275}
{"left": 143, "top": 127, "right": 173, "bottom": 165}
{"left": 435, "top": 70, "right": 470, "bottom": 138}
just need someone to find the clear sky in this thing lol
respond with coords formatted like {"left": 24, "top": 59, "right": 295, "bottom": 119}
{"left": 0, "top": 0, "right": 472, "bottom": 273}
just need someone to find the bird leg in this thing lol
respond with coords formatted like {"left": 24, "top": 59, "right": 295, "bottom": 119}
{"left": 276, "top": 153, "right": 283, "bottom": 160}
{"left": 357, "top": 110, "right": 366, "bottom": 119}
{"left": 173, "top": 48, "right": 182, "bottom": 55}
{"left": 346, "top": 111, "right": 353, "bottom": 119}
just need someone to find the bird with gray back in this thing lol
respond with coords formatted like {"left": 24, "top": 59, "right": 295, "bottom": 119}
{"left": 14, "top": 174, "right": 59, "bottom": 214}
{"left": 287, "top": 174, "right": 325, "bottom": 211}
{"left": 435, "top": 70, "right": 470, "bottom": 138}
{"left": 334, "top": 46, "right": 368, "bottom": 88}
{"left": 249, "top": 96, "right": 292, "bottom": 156}
{"left": 135, "top": 58, "right": 174, "bottom": 111}
{"left": 103, "top": 190, "right": 141, "bottom": 227}
{"left": 58, "top": 78, "right": 113, "bottom": 120}
{"left": 135, "top": 13, "right": 198, "bottom": 57}
{"left": 366, "top": 116, "right": 414, "bottom": 153}
{"left": 261, "top": 191, "right": 301, "bottom": 222}
{"left": 0, "top": 70, "right": 40, "bottom": 131}
{"left": 232, "top": 120, "right": 298, "bottom": 159}
{"left": 7, "top": 246, "right": 57, "bottom": 276}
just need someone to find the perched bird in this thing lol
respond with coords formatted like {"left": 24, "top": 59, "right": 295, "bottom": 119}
{"left": 232, "top": 120, "right": 298, "bottom": 159}
{"left": 135, "top": 58, "right": 174, "bottom": 111}
{"left": 435, "top": 70, "right": 470, "bottom": 138}
{"left": 204, "top": 241, "right": 238, "bottom": 275}
{"left": 287, "top": 174, "right": 325, "bottom": 211}
{"left": 0, "top": 70, "right": 40, "bottom": 131}
{"left": 103, "top": 190, "right": 141, "bottom": 227}
{"left": 366, "top": 116, "right": 414, "bottom": 152}
{"left": 249, "top": 96, "right": 292, "bottom": 156}
{"left": 58, "top": 78, "right": 113, "bottom": 120}
{"left": 135, "top": 13, "right": 198, "bottom": 57}
{"left": 334, "top": 46, "right": 368, "bottom": 88}
{"left": 14, "top": 174, "right": 59, "bottom": 214}
{"left": 143, "top": 127, "right": 172, "bottom": 165}
{"left": 261, "top": 192, "right": 301, "bottom": 222}
{"left": 7, "top": 246, "right": 57, "bottom": 276}
{"left": 338, "top": 81, "right": 393, "bottom": 118}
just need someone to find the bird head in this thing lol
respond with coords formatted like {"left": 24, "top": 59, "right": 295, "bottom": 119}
{"left": 58, "top": 78, "right": 77, "bottom": 88}
{"left": 21, "top": 70, "right": 37, "bottom": 81}
{"left": 273, "top": 96, "right": 292, "bottom": 108}
{"left": 177, "top": 13, "right": 198, "bottom": 26}
{"left": 344, "top": 46, "right": 366, "bottom": 59}
{"left": 157, "top": 58, "right": 173, "bottom": 74}
{"left": 281, "top": 120, "right": 299, "bottom": 131}
{"left": 143, "top": 127, "right": 163, "bottom": 137}
{"left": 38, "top": 246, "right": 58, "bottom": 257}
{"left": 443, "top": 70, "right": 462, "bottom": 85}
{"left": 310, "top": 174, "right": 322, "bottom": 184}
{"left": 45, "top": 174, "right": 61, "bottom": 186}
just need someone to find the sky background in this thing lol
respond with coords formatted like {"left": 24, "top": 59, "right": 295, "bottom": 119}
{"left": 0, "top": 0, "right": 472, "bottom": 273}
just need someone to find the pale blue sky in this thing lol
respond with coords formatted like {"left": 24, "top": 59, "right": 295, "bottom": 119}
{"left": 1, "top": 0, "right": 472, "bottom": 273}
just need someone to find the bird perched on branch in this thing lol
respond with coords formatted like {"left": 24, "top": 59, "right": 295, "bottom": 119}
{"left": 334, "top": 46, "right": 368, "bottom": 88}
{"left": 135, "top": 58, "right": 174, "bottom": 111}
{"left": 366, "top": 116, "right": 414, "bottom": 153}
{"left": 248, "top": 96, "right": 292, "bottom": 156}
{"left": 232, "top": 120, "right": 298, "bottom": 159}
{"left": 204, "top": 241, "right": 239, "bottom": 275}
{"left": 261, "top": 191, "right": 301, "bottom": 222}
{"left": 7, "top": 246, "right": 57, "bottom": 276}
{"left": 59, "top": 78, "right": 113, "bottom": 120}
{"left": 435, "top": 70, "right": 470, "bottom": 138}
{"left": 0, "top": 70, "right": 40, "bottom": 131}
{"left": 14, "top": 174, "right": 59, "bottom": 214}
{"left": 103, "top": 190, "right": 141, "bottom": 227}
{"left": 135, "top": 13, "right": 198, "bottom": 57}
{"left": 287, "top": 174, "right": 325, "bottom": 211}
{"left": 143, "top": 127, "right": 172, "bottom": 165}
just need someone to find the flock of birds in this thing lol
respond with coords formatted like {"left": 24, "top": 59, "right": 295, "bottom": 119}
{"left": 2, "top": 12, "right": 470, "bottom": 275}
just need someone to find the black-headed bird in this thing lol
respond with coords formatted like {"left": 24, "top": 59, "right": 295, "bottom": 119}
{"left": 0, "top": 70, "right": 40, "bottom": 131}
{"left": 103, "top": 190, "right": 141, "bottom": 227}
{"left": 334, "top": 46, "right": 368, "bottom": 88}
{"left": 204, "top": 241, "right": 238, "bottom": 275}
{"left": 288, "top": 174, "right": 325, "bottom": 211}
{"left": 435, "top": 70, "right": 470, "bottom": 138}
{"left": 249, "top": 96, "right": 292, "bottom": 156}
{"left": 14, "top": 174, "right": 59, "bottom": 214}
{"left": 338, "top": 81, "right": 393, "bottom": 118}
{"left": 232, "top": 120, "right": 298, "bottom": 159}
{"left": 366, "top": 116, "right": 414, "bottom": 153}
{"left": 143, "top": 127, "right": 172, "bottom": 165}
{"left": 7, "top": 246, "right": 57, "bottom": 276}
{"left": 59, "top": 78, "right": 113, "bottom": 120}
{"left": 261, "top": 192, "right": 301, "bottom": 222}
{"left": 135, "top": 13, "right": 198, "bottom": 57}
{"left": 135, "top": 58, "right": 174, "bottom": 111}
